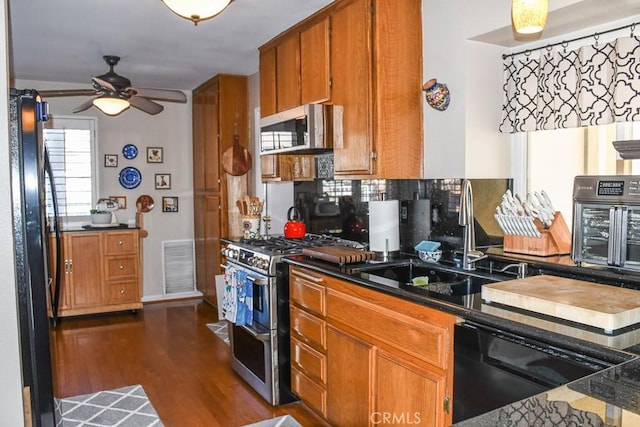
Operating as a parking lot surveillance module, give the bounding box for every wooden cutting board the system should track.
[482,275,640,332]
[302,246,376,264]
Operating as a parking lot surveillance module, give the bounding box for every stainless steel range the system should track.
[220,234,364,405]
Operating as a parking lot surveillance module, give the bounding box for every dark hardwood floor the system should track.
[50,298,329,427]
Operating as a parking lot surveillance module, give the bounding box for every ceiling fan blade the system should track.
[39,89,96,98]
[131,88,187,103]
[128,96,164,115]
[92,76,117,92]
[73,98,97,113]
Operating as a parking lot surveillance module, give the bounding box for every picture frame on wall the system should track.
[162,196,178,213]
[155,173,171,190]
[104,154,118,168]
[109,196,127,209]
[147,147,163,163]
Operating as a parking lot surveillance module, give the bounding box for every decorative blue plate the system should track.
[118,167,142,189]
[122,144,138,159]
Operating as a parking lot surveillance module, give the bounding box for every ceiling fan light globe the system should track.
[512,0,548,34]
[161,0,232,25]
[93,97,130,116]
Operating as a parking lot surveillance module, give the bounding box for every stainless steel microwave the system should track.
[259,104,332,155]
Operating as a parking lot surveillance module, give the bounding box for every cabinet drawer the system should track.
[291,367,326,417]
[291,305,326,350]
[104,232,137,255]
[291,337,326,384]
[106,281,139,304]
[290,267,326,316]
[104,256,138,281]
[327,289,452,370]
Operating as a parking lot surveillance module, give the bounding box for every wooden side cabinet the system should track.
[49,229,142,318]
[192,74,248,306]
[289,265,455,426]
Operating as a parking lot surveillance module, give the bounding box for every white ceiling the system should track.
[7,0,334,91]
[8,0,640,94]
[472,0,640,47]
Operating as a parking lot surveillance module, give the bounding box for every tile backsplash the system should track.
[293,178,512,257]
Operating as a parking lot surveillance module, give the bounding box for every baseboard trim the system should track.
[141,291,203,304]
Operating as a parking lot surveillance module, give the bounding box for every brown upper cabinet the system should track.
[258,0,423,179]
[260,15,331,118]
[301,15,331,105]
[276,33,302,112]
[259,48,277,118]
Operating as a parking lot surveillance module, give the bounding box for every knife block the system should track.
[503,212,571,256]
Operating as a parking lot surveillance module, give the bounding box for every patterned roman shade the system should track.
[500,35,640,133]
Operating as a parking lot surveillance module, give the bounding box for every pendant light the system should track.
[512,0,548,34]
[161,0,233,26]
[93,95,130,116]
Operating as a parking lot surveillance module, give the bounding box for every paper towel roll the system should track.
[369,200,400,253]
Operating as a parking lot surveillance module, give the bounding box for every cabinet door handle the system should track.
[118,240,124,245]
[68,261,73,274]
[120,289,125,295]
[119,265,125,270]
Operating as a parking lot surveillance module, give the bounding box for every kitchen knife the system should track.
[494,213,508,235]
[541,190,555,214]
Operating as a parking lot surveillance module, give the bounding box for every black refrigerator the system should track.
[9,88,62,426]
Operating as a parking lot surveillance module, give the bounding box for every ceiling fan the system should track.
[39,55,187,116]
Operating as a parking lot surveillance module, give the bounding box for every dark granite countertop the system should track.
[283,253,640,426]
[456,357,640,427]
[59,223,138,232]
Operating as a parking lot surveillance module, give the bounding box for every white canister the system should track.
[241,216,261,239]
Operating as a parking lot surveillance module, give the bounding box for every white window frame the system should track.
[43,115,98,217]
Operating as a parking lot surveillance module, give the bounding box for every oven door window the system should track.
[624,207,640,268]
[577,205,611,263]
[232,325,267,382]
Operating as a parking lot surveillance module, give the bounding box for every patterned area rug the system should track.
[242,415,302,427]
[60,384,163,426]
[207,320,230,345]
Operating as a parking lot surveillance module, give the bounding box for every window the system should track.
[321,179,393,203]
[321,180,353,202]
[524,121,640,230]
[44,116,97,217]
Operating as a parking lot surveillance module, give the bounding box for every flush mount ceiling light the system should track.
[93,95,130,116]
[512,0,548,34]
[161,0,233,26]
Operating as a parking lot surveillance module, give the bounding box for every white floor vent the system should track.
[162,240,195,294]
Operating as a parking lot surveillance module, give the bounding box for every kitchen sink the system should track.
[351,259,498,299]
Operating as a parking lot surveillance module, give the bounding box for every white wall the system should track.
[1,0,28,423]
[422,0,513,179]
[16,79,195,300]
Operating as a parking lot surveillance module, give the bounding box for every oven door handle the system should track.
[220,264,268,286]
[241,324,271,342]
[246,276,268,286]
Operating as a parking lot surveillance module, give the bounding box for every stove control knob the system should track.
[247,256,257,266]
[256,258,267,270]
[225,248,237,259]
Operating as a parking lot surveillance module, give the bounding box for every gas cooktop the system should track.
[221,234,366,276]
[225,234,365,255]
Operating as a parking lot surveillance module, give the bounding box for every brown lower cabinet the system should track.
[289,265,455,426]
[49,229,142,317]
